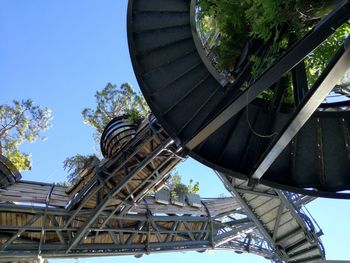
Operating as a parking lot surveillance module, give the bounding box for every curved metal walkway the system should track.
[127,0,350,197]
[217,173,324,262]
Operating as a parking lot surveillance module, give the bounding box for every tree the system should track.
[197,0,347,77]
[63,83,199,193]
[0,99,52,171]
[63,154,100,183]
[81,83,149,144]
[166,171,200,200]
[63,83,149,183]
[197,0,349,104]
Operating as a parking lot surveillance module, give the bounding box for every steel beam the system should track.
[185,1,350,150]
[292,60,308,105]
[0,215,40,251]
[65,139,172,253]
[64,128,165,227]
[272,203,285,241]
[99,153,176,229]
[252,37,350,181]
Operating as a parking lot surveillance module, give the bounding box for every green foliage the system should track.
[198,0,249,70]
[63,154,100,183]
[5,150,31,172]
[0,99,52,171]
[166,172,200,200]
[305,23,350,86]
[64,83,197,191]
[64,83,150,184]
[197,0,347,105]
[82,83,149,142]
[197,0,343,73]
[245,0,286,41]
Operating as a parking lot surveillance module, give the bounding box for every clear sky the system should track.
[0,1,349,262]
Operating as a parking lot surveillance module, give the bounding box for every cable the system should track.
[245,86,278,138]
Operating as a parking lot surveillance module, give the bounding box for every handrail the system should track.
[189,0,228,87]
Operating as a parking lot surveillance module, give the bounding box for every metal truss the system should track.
[0,117,324,262]
[0,117,274,261]
[217,172,325,263]
[0,118,181,259]
[63,118,182,253]
[0,195,277,261]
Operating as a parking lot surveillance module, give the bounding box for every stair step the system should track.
[144,49,198,77]
[247,195,273,208]
[294,255,322,263]
[177,85,227,142]
[133,12,189,32]
[288,245,319,260]
[177,85,222,135]
[286,238,309,254]
[216,111,246,163]
[293,119,320,187]
[162,73,212,116]
[151,64,208,113]
[164,76,223,135]
[253,198,281,216]
[143,50,199,84]
[134,25,191,54]
[139,38,196,73]
[217,107,258,168]
[144,52,202,94]
[134,0,189,12]
[276,227,304,244]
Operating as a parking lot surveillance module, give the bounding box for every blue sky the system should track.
[0,1,349,262]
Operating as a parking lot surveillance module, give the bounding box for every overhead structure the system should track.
[0,187,270,261]
[127,0,350,197]
[217,172,324,263]
[0,117,324,262]
[0,0,344,261]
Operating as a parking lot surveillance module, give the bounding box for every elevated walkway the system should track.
[0,117,324,262]
[0,183,268,261]
[0,180,321,263]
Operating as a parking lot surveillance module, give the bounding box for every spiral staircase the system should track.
[1,0,349,262]
[127,0,350,198]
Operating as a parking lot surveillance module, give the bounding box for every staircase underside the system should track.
[127,0,350,198]
[217,172,325,263]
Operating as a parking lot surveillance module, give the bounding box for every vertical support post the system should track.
[252,37,350,181]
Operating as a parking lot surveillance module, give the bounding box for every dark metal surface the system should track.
[127,0,350,197]
[252,39,350,181]
[185,0,350,150]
